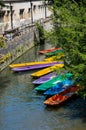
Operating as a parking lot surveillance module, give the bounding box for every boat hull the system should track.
[9,61,58,68]
[44,55,64,61]
[45,50,63,57]
[33,72,57,84]
[31,64,64,77]
[44,86,80,106]
[39,47,62,54]
[12,62,61,72]
[44,79,75,96]
[35,72,73,91]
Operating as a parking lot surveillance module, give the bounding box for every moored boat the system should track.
[35,72,73,91]
[44,54,64,61]
[44,85,80,106]
[33,72,57,84]
[31,63,64,77]
[39,47,62,54]
[12,62,61,72]
[9,61,58,68]
[44,78,76,96]
[44,56,57,61]
[45,50,63,57]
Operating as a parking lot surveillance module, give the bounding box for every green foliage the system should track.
[0,1,5,7]
[0,37,6,48]
[0,0,9,8]
[35,22,45,44]
[49,0,86,97]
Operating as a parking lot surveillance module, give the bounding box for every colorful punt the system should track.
[39,47,62,54]
[12,62,61,72]
[44,78,77,96]
[31,64,64,78]
[33,72,57,84]
[44,86,80,106]
[9,61,58,68]
[35,72,73,91]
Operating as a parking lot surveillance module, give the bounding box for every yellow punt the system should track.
[44,54,64,61]
[31,64,64,77]
[9,61,57,68]
[44,56,56,61]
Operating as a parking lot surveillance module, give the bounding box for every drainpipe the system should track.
[45,0,47,18]
[30,0,33,23]
[9,2,13,29]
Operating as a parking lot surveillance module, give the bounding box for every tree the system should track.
[0,0,8,48]
[49,0,86,97]
[0,0,5,8]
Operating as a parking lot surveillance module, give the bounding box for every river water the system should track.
[0,43,86,130]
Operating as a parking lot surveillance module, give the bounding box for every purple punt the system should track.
[33,72,57,84]
[12,62,62,72]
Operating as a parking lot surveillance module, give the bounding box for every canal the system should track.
[0,43,86,130]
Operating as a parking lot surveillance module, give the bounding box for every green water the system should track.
[0,44,86,130]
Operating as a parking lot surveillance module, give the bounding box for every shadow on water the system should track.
[63,96,86,122]
[39,43,45,51]
[45,95,86,123]
[0,75,11,98]
[0,76,11,88]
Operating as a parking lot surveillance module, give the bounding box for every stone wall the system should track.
[0,17,52,71]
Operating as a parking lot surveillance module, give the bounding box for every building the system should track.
[0,0,52,33]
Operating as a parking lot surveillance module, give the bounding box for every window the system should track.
[19,9,24,15]
[0,10,5,22]
[28,8,31,13]
[19,9,24,19]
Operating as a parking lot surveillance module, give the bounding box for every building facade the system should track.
[0,0,52,32]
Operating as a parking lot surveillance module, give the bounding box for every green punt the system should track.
[45,50,63,57]
[35,72,73,91]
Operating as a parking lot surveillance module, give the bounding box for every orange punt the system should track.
[44,86,80,106]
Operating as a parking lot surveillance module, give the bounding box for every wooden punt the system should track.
[33,72,57,84]
[9,61,58,68]
[12,62,60,72]
[44,78,76,96]
[45,50,63,57]
[39,47,62,54]
[44,86,80,106]
[31,64,64,78]
[35,72,73,91]
[44,54,64,61]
